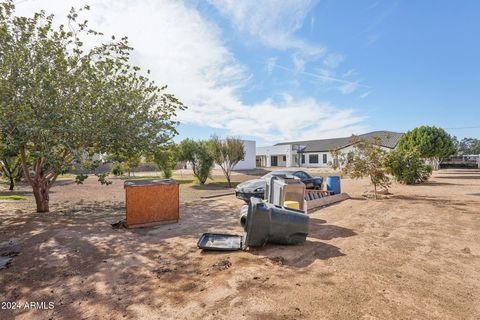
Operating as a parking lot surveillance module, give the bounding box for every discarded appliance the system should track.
[265,174,307,211]
[240,174,306,226]
[197,197,309,251]
[124,179,179,228]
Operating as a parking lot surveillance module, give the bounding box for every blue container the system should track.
[326,176,341,194]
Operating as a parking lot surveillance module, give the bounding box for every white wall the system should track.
[229,140,256,170]
[187,140,256,171]
[300,152,332,168]
[256,144,293,167]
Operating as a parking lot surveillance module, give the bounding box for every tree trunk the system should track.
[226,175,231,188]
[8,177,14,191]
[32,183,50,213]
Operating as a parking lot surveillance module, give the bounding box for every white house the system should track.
[256,131,404,168]
[225,140,256,170]
[184,139,256,171]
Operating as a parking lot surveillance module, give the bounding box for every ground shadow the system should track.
[0,190,33,197]
[420,181,464,186]
[437,175,480,180]
[52,180,76,186]
[233,168,270,176]
[248,241,346,268]
[190,182,239,190]
[308,218,357,240]
[436,170,480,174]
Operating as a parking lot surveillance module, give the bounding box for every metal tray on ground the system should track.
[197,233,243,251]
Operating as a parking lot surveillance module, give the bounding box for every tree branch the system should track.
[20,146,34,186]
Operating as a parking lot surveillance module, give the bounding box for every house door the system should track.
[271,156,278,166]
[256,157,262,167]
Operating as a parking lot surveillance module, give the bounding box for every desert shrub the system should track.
[341,136,390,199]
[112,163,128,176]
[178,139,214,184]
[384,149,433,184]
[154,144,179,179]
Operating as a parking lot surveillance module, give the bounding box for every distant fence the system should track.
[441,155,480,169]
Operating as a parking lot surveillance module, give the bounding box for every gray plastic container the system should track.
[198,197,309,250]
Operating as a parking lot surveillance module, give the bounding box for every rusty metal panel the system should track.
[124,179,179,228]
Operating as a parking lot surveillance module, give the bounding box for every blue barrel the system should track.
[326,176,341,194]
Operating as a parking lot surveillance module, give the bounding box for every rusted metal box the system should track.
[124,179,179,228]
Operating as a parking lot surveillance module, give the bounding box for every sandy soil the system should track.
[0,169,479,319]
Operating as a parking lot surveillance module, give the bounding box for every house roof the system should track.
[274,131,404,152]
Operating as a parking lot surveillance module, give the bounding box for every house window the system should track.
[301,154,305,164]
[309,154,319,164]
[283,155,286,161]
[323,154,327,164]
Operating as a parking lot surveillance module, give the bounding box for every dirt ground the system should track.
[0,169,479,319]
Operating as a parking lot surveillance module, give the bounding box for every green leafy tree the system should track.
[153,144,179,179]
[341,136,390,199]
[384,149,433,185]
[209,136,245,187]
[0,142,22,190]
[178,139,213,184]
[455,137,480,155]
[0,3,184,212]
[397,126,455,170]
[328,149,342,170]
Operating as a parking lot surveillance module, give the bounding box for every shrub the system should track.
[341,136,390,199]
[154,144,179,179]
[178,139,214,184]
[112,163,127,176]
[384,149,433,184]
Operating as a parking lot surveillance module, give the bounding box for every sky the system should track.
[14,0,480,146]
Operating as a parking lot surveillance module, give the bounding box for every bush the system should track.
[384,149,432,184]
[178,139,214,184]
[154,144,178,179]
[112,163,127,176]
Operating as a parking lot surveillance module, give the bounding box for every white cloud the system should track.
[360,91,372,99]
[265,57,278,74]
[14,0,367,143]
[323,53,345,69]
[339,82,360,95]
[292,55,306,72]
[208,0,323,56]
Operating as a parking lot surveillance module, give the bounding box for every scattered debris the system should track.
[268,256,285,265]
[212,258,232,270]
[0,256,12,270]
[306,193,351,211]
[0,239,21,256]
[153,267,176,277]
[0,239,21,270]
[111,220,127,229]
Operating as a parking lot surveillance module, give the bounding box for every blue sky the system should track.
[16,0,480,145]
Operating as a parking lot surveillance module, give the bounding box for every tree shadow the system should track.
[190,182,239,190]
[232,168,270,176]
[0,196,352,317]
[437,175,480,180]
[0,190,33,197]
[420,181,464,186]
[436,169,480,174]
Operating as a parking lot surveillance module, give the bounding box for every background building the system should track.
[256,131,404,168]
